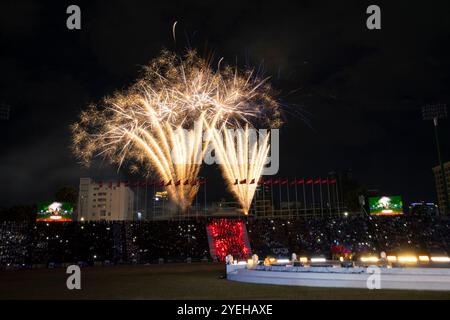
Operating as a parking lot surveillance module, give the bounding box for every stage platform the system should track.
[226,264,450,291]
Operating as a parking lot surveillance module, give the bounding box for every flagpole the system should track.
[286,180,290,218]
[262,181,266,217]
[271,181,274,218]
[136,181,139,221]
[294,177,299,218]
[195,181,198,219]
[327,179,331,216]
[162,183,165,216]
[335,179,340,214]
[145,178,148,221]
[186,181,189,221]
[319,178,324,217]
[278,181,282,217]
[312,178,315,216]
[303,178,306,215]
[153,182,156,221]
[204,180,207,217]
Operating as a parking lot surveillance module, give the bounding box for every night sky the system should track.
[1,0,449,207]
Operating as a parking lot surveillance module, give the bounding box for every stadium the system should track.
[2,1,450,307]
[2,203,450,298]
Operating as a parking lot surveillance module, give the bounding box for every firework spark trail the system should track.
[136,50,281,128]
[76,105,217,210]
[72,50,280,211]
[208,123,271,215]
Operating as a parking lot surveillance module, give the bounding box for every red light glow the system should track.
[207,219,251,262]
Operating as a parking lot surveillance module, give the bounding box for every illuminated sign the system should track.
[36,201,73,222]
[368,196,403,216]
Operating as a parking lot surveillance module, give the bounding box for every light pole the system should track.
[422,104,448,215]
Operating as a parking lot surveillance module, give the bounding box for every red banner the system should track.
[92,178,336,188]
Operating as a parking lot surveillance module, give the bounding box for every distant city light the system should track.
[398,256,417,263]
[276,259,290,264]
[360,256,379,263]
[431,256,450,262]
[387,256,397,262]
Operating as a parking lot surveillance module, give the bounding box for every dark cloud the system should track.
[1,0,449,206]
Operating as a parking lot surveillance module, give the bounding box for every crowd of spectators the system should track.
[0,220,211,269]
[247,215,450,258]
[0,221,30,267]
[127,220,210,263]
[1,214,450,269]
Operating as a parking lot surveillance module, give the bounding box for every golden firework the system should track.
[72,50,280,211]
[208,124,271,215]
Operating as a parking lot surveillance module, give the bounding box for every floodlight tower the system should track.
[422,104,448,214]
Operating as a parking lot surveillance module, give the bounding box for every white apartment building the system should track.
[77,178,134,221]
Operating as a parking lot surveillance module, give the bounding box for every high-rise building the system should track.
[432,161,450,213]
[77,178,134,221]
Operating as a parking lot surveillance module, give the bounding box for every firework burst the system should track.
[208,124,271,215]
[72,50,280,211]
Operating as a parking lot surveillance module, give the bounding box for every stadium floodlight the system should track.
[276,259,290,264]
[387,256,397,262]
[299,257,308,263]
[422,103,447,123]
[360,256,379,263]
[0,104,10,120]
[430,256,450,262]
[397,256,418,263]
[422,103,449,215]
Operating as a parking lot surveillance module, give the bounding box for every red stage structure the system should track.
[206,219,251,262]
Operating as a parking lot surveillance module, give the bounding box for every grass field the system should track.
[1,263,450,299]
